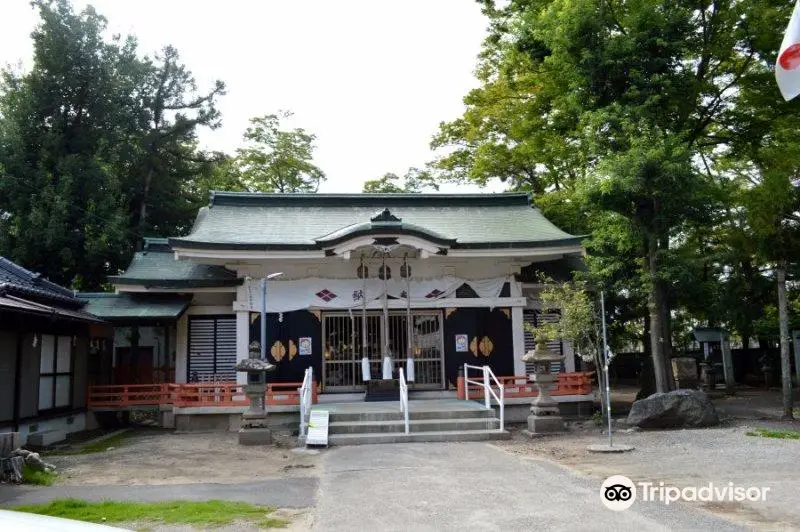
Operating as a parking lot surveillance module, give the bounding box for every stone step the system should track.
[327,429,511,446]
[328,417,501,434]
[26,429,67,447]
[326,408,494,423]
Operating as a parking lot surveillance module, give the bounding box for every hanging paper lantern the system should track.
[357,262,369,279]
[378,264,391,280]
[400,262,411,278]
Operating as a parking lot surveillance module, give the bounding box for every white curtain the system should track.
[406,357,415,382]
[243,276,512,313]
[361,357,371,381]
[382,355,393,380]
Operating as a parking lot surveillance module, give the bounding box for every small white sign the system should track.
[306,410,330,447]
[299,337,312,356]
[455,334,469,352]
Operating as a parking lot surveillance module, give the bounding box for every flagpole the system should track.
[600,290,612,447]
[382,257,390,379]
[405,258,413,382]
[359,258,370,382]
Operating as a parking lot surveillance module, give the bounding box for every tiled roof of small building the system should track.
[168,192,584,251]
[79,292,191,321]
[0,256,82,307]
[0,256,102,322]
[108,238,240,288]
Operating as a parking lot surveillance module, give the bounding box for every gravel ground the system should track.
[498,418,800,530]
[47,430,319,486]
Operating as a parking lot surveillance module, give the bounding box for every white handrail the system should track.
[298,367,313,439]
[463,363,504,431]
[399,368,410,434]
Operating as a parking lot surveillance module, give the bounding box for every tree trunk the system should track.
[137,154,156,240]
[647,235,670,393]
[777,259,794,419]
[658,280,675,390]
[636,313,657,400]
[658,235,675,389]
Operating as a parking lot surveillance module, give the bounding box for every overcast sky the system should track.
[1,0,503,193]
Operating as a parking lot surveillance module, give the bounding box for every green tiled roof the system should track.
[169,192,583,251]
[80,293,190,321]
[109,238,240,288]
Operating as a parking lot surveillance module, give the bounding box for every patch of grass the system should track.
[47,430,134,456]
[76,431,133,454]
[9,499,287,529]
[21,465,57,486]
[745,428,800,440]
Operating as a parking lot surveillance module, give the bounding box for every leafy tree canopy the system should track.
[362,167,439,193]
[235,112,325,193]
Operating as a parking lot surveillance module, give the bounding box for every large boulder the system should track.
[627,389,719,428]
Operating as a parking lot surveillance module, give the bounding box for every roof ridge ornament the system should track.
[370,208,401,223]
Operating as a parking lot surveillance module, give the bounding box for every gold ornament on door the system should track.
[271,340,286,361]
[478,336,494,357]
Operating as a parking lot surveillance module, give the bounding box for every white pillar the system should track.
[512,307,526,376]
[562,340,576,372]
[236,310,250,385]
[174,314,188,384]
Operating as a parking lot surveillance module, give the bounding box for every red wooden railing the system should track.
[88,372,592,409]
[172,383,248,407]
[266,381,318,406]
[88,381,319,409]
[456,371,594,400]
[86,384,173,407]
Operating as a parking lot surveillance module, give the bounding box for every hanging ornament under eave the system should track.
[357,257,369,279]
[378,264,391,280]
[400,259,411,279]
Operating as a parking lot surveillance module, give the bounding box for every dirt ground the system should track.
[44,388,800,530]
[496,388,800,531]
[50,430,320,486]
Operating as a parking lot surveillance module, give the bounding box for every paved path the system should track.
[311,442,743,531]
[0,442,746,530]
[0,478,317,509]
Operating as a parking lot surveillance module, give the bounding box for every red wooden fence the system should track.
[456,372,594,400]
[87,382,317,409]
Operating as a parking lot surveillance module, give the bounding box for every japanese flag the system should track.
[777,0,800,101]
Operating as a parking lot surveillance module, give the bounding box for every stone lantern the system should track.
[521,338,565,435]
[234,340,276,445]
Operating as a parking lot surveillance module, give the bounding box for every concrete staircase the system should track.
[319,399,510,446]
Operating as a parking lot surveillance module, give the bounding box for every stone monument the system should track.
[521,339,565,435]
[671,356,699,389]
[235,341,276,445]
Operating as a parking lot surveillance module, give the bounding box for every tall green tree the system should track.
[128,45,225,238]
[0,0,226,287]
[0,0,132,288]
[236,112,325,193]
[733,120,800,418]
[434,0,796,394]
